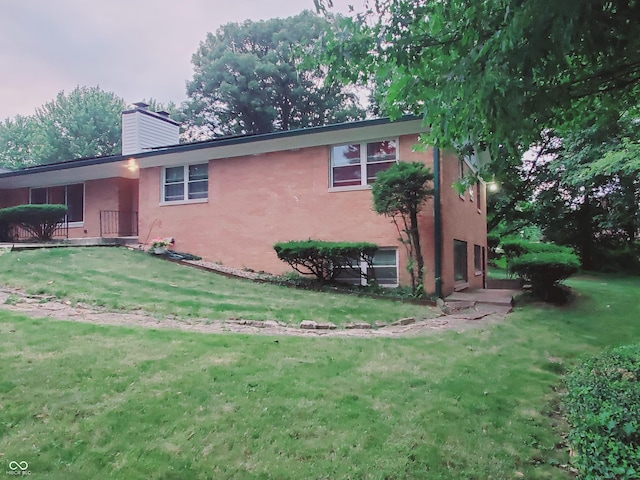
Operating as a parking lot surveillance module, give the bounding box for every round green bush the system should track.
[0,204,67,241]
[510,251,580,301]
[564,344,640,479]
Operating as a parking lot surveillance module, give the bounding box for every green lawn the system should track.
[0,247,432,325]
[1,248,639,479]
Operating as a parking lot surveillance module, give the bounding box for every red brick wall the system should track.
[138,137,487,294]
[77,178,137,238]
[439,151,488,296]
[139,134,436,286]
[0,187,29,207]
[0,134,488,295]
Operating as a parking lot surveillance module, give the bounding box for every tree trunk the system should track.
[578,196,594,270]
[409,209,425,295]
[621,175,638,243]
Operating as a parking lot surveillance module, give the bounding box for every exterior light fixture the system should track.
[126,158,139,172]
[487,175,499,192]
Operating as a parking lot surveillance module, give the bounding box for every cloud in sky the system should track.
[0,0,358,120]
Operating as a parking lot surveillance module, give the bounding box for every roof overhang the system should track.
[135,118,427,169]
[0,117,427,189]
[0,158,138,189]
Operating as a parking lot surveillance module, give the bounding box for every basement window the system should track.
[330,139,397,189]
[162,163,208,203]
[334,248,399,287]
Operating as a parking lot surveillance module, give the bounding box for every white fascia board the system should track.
[0,161,137,189]
[137,119,427,169]
[0,120,428,188]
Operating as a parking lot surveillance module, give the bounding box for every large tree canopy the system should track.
[318,0,640,158]
[531,114,640,270]
[0,115,40,169]
[185,10,365,137]
[317,0,640,271]
[0,86,127,168]
[486,110,640,270]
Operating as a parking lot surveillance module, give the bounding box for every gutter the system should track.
[0,115,422,181]
[433,147,443,298]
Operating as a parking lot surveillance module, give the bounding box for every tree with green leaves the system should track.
[185,10,365,137]
[35,86,127,162]
[530,114,640,271]
[0,115,40,169]
[371,162,434,296]
[316,0,640,161]
[486,109,639,271]
[485,130,560,237]
[315,0,639,272]
[0,86,127,168]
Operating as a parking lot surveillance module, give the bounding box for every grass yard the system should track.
[0,248,639,479]
[0,247,432,325]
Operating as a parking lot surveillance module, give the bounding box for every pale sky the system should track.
[0,0,359,120]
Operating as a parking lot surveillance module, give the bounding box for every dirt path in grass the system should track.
[0,285,511,338]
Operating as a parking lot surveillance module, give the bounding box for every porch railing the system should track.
[8,219,69,242]
[99,210,138,237]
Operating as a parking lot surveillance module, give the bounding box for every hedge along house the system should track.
[0,104,488,296]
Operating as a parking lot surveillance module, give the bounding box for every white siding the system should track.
[122,110,179,155]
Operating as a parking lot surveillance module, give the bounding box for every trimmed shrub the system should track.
[501,238,574,259]
[274,240,378,284]
[501,238,575,278]
[0,216,10,242]
[500,238,531,259]
[564,344,640,479]
[510,251,580,301]
[0,204,67,241]
[0,208,14,241]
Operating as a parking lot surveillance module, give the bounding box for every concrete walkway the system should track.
[0,237,138,250]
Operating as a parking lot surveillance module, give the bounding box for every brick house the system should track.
[0,104,487,296]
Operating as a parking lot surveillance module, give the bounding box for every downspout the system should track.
[433,147,443,298]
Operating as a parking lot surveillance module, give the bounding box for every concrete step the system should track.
[486,278,522,289]
[1,237,139,250]
[445,289,516,307]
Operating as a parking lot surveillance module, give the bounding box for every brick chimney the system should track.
[121,102,180,155]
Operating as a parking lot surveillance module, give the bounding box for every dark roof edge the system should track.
[122,107,180,126]
[147,115,421,155]
[0,154,131,179]
[0,115,423,179]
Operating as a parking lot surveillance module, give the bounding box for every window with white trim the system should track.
[163,164,208,203]
[330,139,397,188]
[30,183,84,223]
[335,248,399,287]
